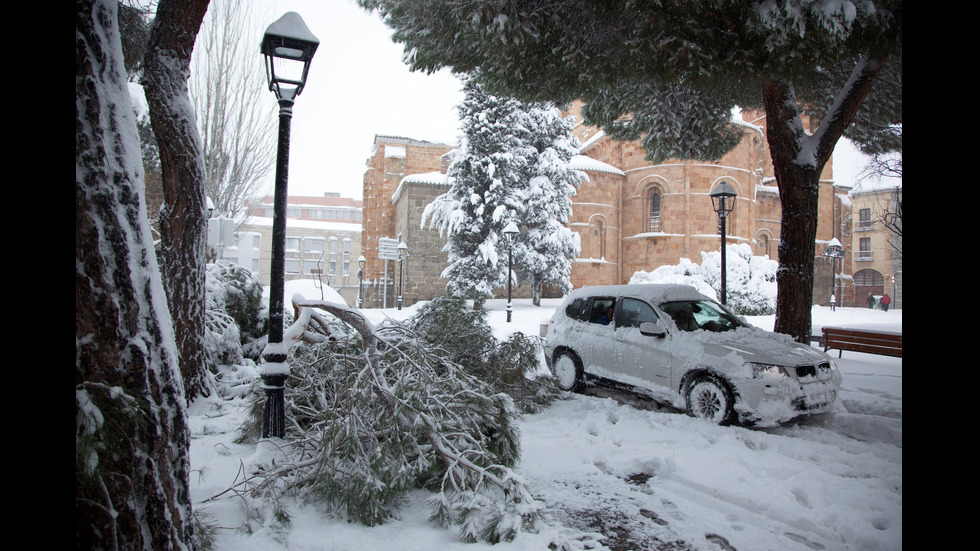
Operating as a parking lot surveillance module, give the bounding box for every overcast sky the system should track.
[257,0,877,201]
[259,0,465,200]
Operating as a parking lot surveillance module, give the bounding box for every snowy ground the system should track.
[189,294,901,551]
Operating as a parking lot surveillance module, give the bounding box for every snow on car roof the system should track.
[568,284,712,304]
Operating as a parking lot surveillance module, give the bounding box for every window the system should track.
[590,219,605,259]
[858,208,873,230]
[647,189,662,232]
[305,238,324,254]
[285,259,301,274]
[343,260,350,276]
[252,235,261,250]
[286,237,301,251]
[857,237,873,261]
[329,237,338,255]
[620,298,660,329]
[589,298,616,325]
[343,238,351,255]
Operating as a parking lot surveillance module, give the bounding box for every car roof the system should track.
[567,284,713,305]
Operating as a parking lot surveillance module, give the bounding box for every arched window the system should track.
[648,189,662,232]
[590,219,605,259]
[758,233,771,258]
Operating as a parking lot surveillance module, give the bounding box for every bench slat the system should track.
[822,327,902,358]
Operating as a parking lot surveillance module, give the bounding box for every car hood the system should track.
[674,326,830,368]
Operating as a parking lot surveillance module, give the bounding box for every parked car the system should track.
[545,284,842,426]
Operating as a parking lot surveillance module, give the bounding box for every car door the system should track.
[613,297,673,389]
[573,296,619,378]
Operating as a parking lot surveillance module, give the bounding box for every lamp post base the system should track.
[260,373,288,439]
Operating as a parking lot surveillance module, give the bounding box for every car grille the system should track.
[794,362,832,381]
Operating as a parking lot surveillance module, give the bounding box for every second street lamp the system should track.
[502,222,519,322]
[357,255,366,309]
[258,12,319,440]
[397,242,407,310]
[709,180,737,306]
[823,238,846,311]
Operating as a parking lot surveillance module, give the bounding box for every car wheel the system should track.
[552,351,583,392]
[685,374,737,425]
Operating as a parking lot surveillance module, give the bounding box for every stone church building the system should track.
[360,105,854,309]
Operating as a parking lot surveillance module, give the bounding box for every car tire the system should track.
[552,351,583,392]
[685,374,737,425]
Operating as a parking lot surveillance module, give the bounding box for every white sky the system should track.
[257,0,877,201]
[259,0,465,200]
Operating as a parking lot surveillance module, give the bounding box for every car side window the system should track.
[620,298,660,329]
[590,298,616,325]
[565,298,591,322]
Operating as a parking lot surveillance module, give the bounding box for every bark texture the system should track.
[76,1,193,548]
[142,0,212,399]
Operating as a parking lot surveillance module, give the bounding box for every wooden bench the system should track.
[821,327,902,358]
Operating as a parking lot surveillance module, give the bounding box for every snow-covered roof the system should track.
[391,171,449,203]
[243,216,361,233]
[567,283,712,305]
[569,155,625,176]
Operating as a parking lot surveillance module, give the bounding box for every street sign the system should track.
[378,237,400,260]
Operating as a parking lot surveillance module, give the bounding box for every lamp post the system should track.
[823,238,846,311]
[709,181,737,305]
[397,242,407,310]
[502,222,519,322]
[357,255,366,309]
[259,12,318,439]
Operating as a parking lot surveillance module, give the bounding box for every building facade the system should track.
[361,109,875,309]
[228,193,364,304]
[849,183,902,309]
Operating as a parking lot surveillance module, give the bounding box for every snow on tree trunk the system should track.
[762,57,886,343]
[142,0,212,400]
[76,1,193,548]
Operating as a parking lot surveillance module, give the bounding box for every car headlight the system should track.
[751,363,789,378]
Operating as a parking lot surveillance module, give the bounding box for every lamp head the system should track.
[261,12,319,101]
[709,180,737,217]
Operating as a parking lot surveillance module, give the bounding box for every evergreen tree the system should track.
[424,79,581,304]
[512,106,582,306]
[361,0,902,343]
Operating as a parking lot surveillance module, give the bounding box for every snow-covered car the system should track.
[545,284,842,426]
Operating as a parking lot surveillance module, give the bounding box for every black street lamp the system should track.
[397,242,407,310]
[709,181,737,306]
[357,255,366,309]
[823,238,846,311]
[502,222,519,322]
[259,12,318,439]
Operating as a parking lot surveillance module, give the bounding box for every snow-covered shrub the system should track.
[204,261,263,397]
[631,244,777,315]
[408,297,561,413]
[239,302,542,543]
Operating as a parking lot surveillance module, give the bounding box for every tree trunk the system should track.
[762,79,821,344]
[142,0,212,400]
[762,56,887,343]
[76,1,193,548]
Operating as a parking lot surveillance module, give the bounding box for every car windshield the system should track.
[659,300,744,333]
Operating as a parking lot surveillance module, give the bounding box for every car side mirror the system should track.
[639,322,666,338]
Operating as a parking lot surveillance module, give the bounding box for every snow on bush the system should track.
[204,261,263,398]
[236,299,543,543]
[630,244,777,315]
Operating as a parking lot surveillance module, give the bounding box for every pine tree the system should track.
[512,106,582,306]
[361,0,901,343]
[424,79,581,304]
